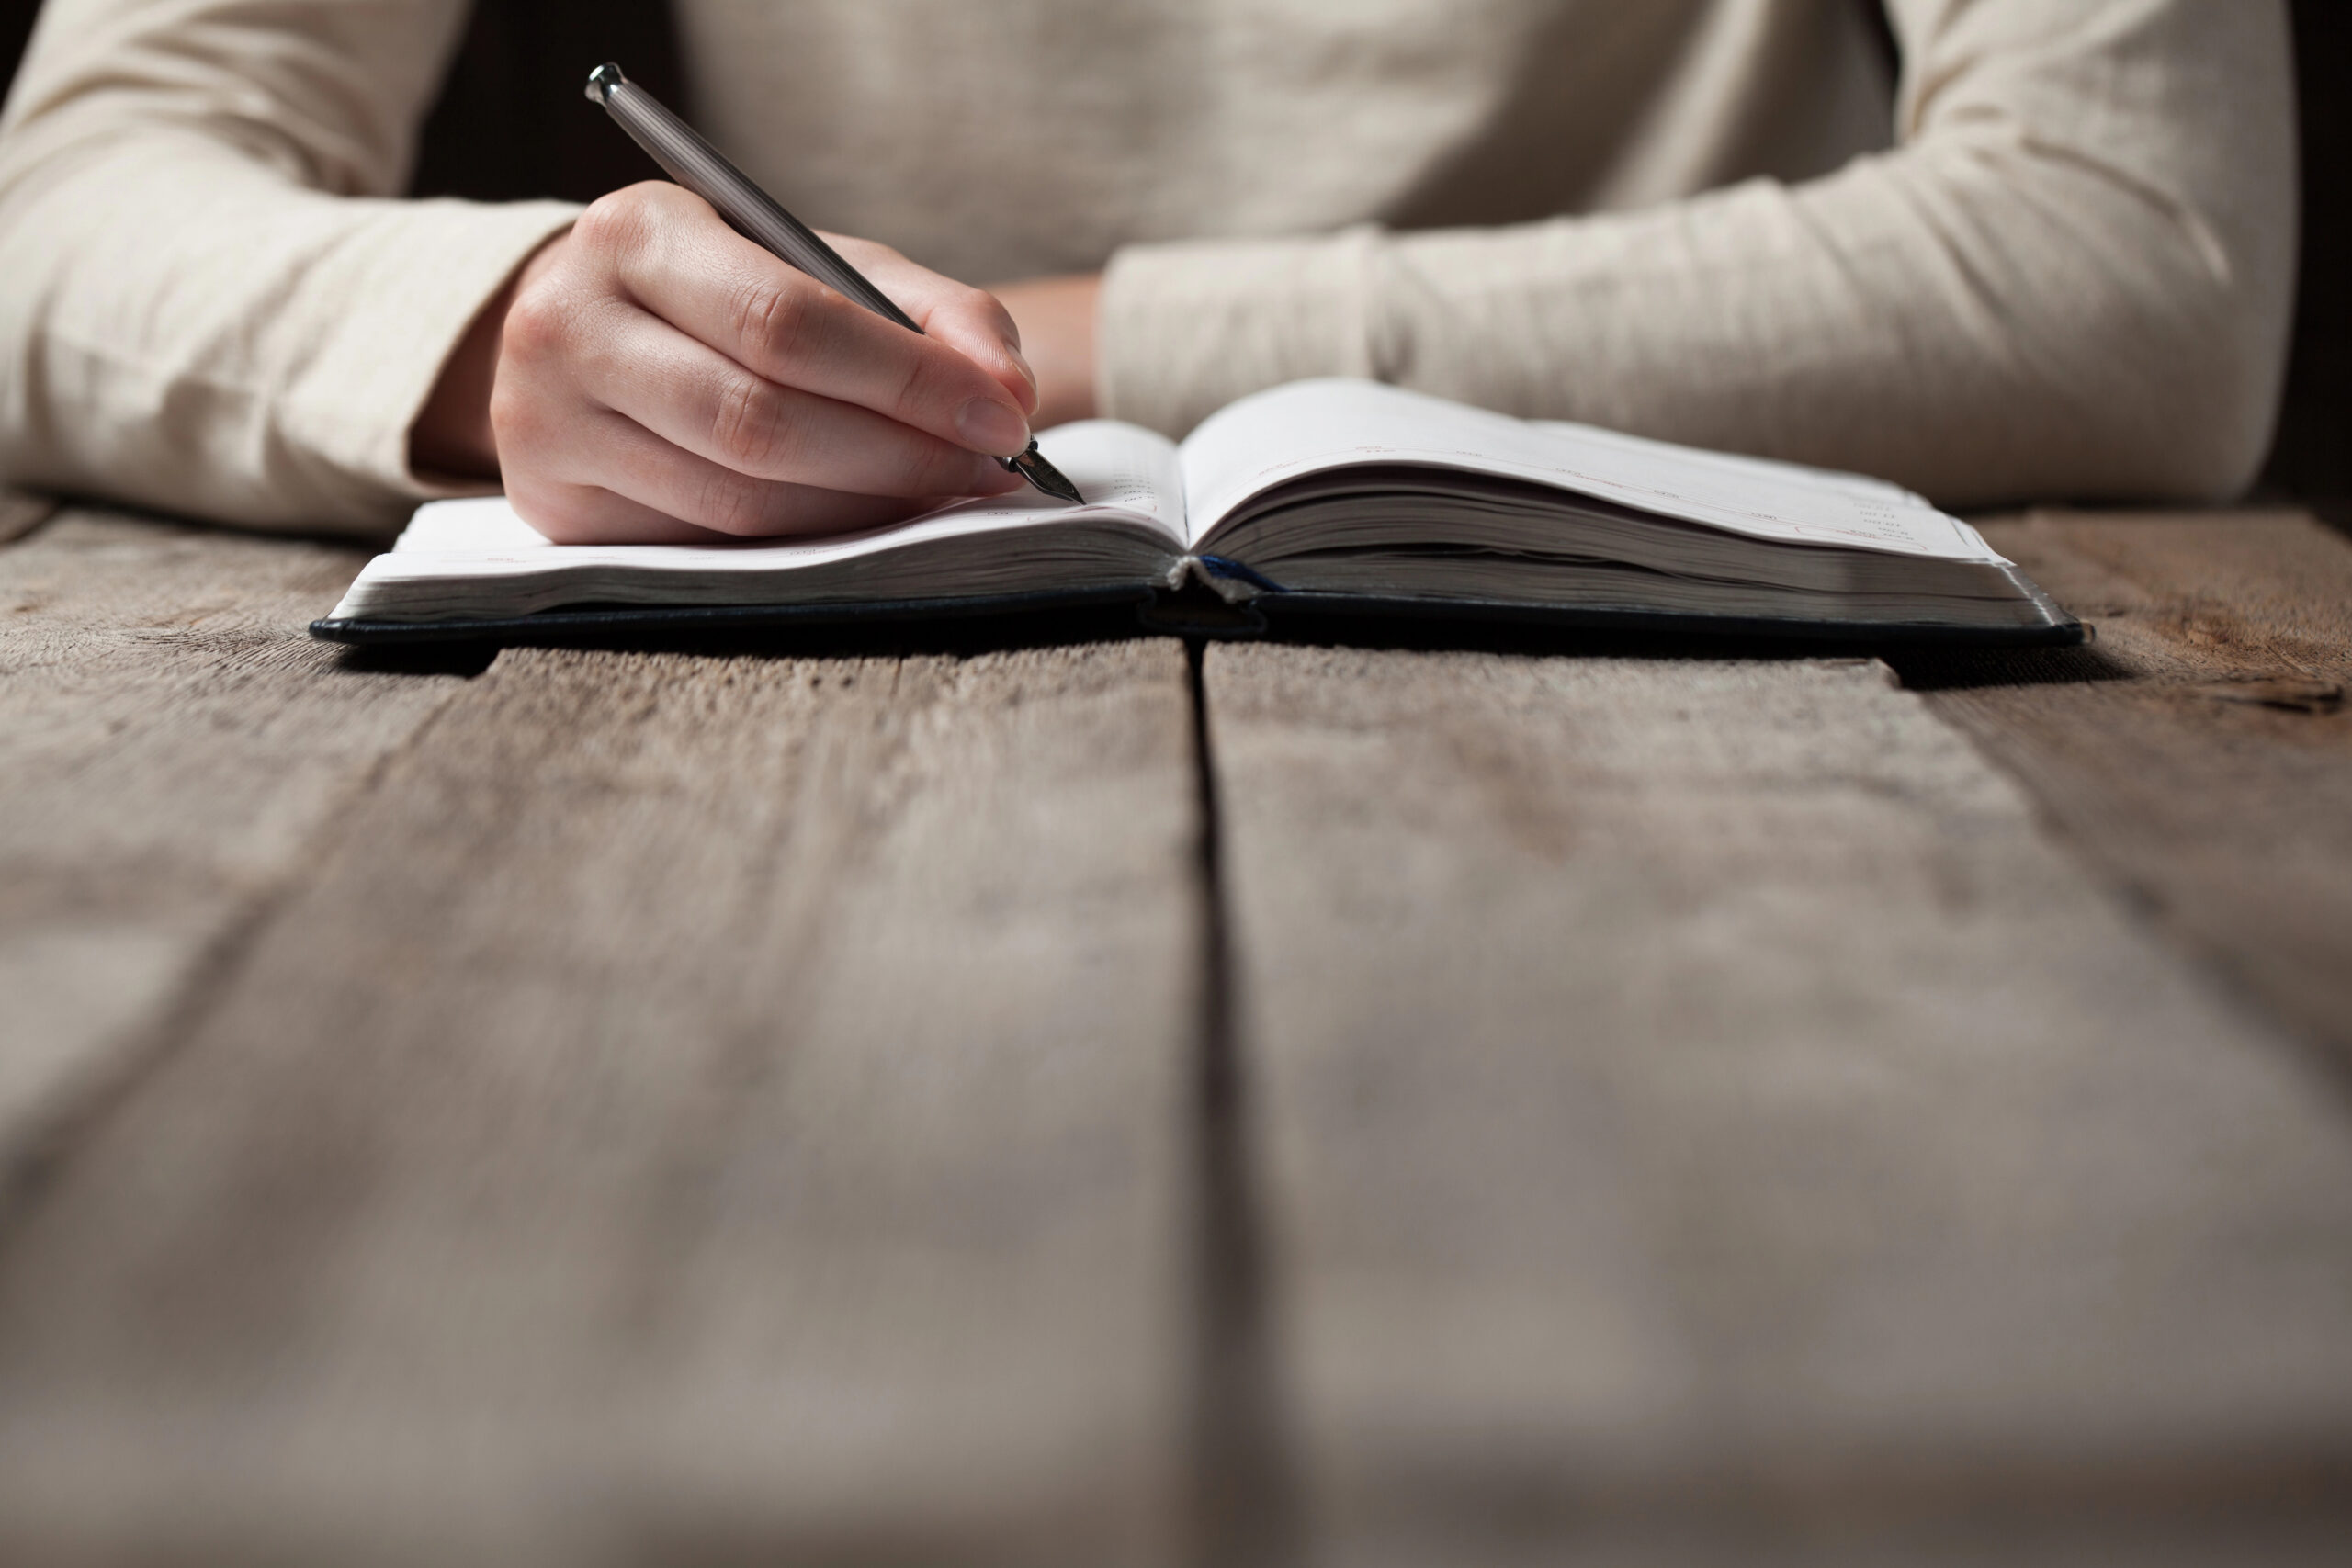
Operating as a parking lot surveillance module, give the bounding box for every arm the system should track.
[0,0,580,532]
[0,1,1037,537]
[1093,0,2298,508]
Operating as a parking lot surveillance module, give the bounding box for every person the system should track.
[0,0,2298,545]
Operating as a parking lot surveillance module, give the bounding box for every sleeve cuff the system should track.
[278,197,581,514]
[1098,226,1384,438]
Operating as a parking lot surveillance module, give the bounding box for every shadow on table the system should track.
[1879,639,2137,692]
[1233,605,2138,694]
[327,599,1158,679]
[331,599,2140,695]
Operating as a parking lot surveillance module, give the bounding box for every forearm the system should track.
[412,233,573,482]
[0,136,576,531]
[0,0,573,532]
[1100,0,2296,507]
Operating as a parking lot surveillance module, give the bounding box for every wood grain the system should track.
[0,637,1204,1565]
[0,509,463,1168]
[1894,509,2352,1064]
[1204,643,2352,1563]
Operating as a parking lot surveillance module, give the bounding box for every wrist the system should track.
[410,233,568,481]
[991,272,1102,430]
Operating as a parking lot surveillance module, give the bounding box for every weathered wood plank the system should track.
[1204,643,2352,1563]
[0,510,466,1165]
[0,637,1204,1564]
[1894,509,2352,1061]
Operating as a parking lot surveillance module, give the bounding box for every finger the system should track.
[571,303,1028,499]
[589,185,1035,456]
[552,406,961,539]
[506,477,730,547]
[827,232,1037,412]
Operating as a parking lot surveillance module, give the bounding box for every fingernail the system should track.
[1006,345,1037,395]
[957,397,1030,457]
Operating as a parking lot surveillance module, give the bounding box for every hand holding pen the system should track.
[588,64,1080,504]
[415,70,1065,545]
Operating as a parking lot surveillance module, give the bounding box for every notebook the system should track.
[312,378,2081,646]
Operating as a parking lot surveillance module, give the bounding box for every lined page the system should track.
[1180,379,2004,563]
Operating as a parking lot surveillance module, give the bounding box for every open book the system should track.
[315,379,2079,646]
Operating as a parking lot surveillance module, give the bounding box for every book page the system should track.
[390,420,1184,560]
[1179,379,2002,563]
[331,421,1185,621]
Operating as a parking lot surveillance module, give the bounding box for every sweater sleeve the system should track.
[1097,0,2298,509]
[0,0,580,535]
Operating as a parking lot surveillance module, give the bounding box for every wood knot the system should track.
[2187,678,2345,715]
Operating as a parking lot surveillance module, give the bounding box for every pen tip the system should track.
[1012,444,1084,504]
[586,62,627,104]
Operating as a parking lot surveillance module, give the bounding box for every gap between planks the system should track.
[1183,639,1304,1568]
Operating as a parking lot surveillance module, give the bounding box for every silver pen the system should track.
[585,62,1082,504]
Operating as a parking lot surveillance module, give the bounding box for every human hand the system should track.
[989,273,1101,431]
[413,182,1038,544]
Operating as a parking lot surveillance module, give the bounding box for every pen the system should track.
[584,62,1083,505]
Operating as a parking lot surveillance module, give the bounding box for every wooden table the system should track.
[3,494,2349,1564]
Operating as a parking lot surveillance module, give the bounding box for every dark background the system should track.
[0,0,2343,514]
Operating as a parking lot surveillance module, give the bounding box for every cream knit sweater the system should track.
[0,0,2298,533]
